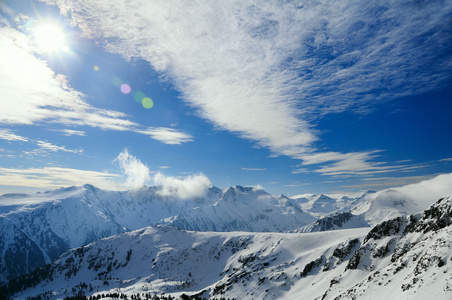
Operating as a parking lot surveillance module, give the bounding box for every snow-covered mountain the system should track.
[3,195,452,299]
[351,174,452,225]
[0,184,314,283]
[294,212,370,233]
[291,193,363,219]
[324,195,452,299]
[1,173,452,297]
[292,173,452,227]
[170,188,315,232]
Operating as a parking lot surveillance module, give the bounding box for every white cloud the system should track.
[113,149,211,198]
[44,0,452,164]
[58,129,86,136]
[0,166,120,190]
[349,173,452,207]
[113,149,151,189]
[252,184,265,191]
[291,168,309,174]
[241,167,266,171]
[137,127,193,145]
[36,140,83,154]
[152,172,211,200]
[0,128,28,142]
[395,173,452,205]
[299,150,427,177]
[0,128,83,156]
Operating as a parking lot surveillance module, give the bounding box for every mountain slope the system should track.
[3,226,369,300]
[323,195,452,300]
[351,173,452,225]
[170,187,315,232]
[295,211,369,233]
[0,184,313,283]
[3,195,452,299]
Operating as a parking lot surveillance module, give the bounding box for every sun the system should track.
[34,23,68,53]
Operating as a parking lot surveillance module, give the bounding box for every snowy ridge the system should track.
[3,195,452,299]
[3,226,369,299]
[294,212,370,233]
[169,187,315,232]
[323,195,452,299]
[1,174,452,297]
[0,184,313,283]
[351,174,452,225]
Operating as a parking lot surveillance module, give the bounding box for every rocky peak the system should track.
[410,195,452,234]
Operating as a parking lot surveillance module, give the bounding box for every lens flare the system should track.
[134,91,145,103]
[93,65,99,71]
[142,97,154,109]
[121,83,131,94]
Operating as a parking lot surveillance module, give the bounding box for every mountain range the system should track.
[0,173,452,299]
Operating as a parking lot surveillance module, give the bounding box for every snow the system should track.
[14,226,370,300]
[0,184,315,284]
[2,174,452,299]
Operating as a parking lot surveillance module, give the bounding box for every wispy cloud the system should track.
[0,128,28,142]
[0,128,83,156]
[299,151,427,177]
[291,168,309,174]
[36,140,83,154]
[241,167,266,171]
[45,0,452,177]
[137,127,193,145]
[58,129,86,136]
[0,166,120,190]
[439,158,452,163]
[284,182,311,188]
[0,24,192,145]
[344,173,452,194]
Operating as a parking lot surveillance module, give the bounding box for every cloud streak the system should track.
[138,127,193,145]
[241,168,266,171]
[44,0,452,176]
[297,151,428,177]
[58,129,86,136]
[0,128,29,142]
[36,140,83,154]
[0,166,120,190]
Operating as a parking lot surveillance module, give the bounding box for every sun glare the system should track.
[34,23,67,53]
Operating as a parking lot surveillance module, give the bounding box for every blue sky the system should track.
[1,0,451,196]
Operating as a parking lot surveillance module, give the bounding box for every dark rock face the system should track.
[0,219,46,282]
[411,197,452,233]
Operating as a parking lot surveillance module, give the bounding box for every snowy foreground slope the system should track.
[3,195,452,299]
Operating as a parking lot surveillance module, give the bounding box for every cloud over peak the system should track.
[153,172,211,200]
[113,149,151,189]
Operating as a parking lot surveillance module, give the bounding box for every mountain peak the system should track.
[278,194,290,200]
[410,195,452,234]
[82,183,96,190]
